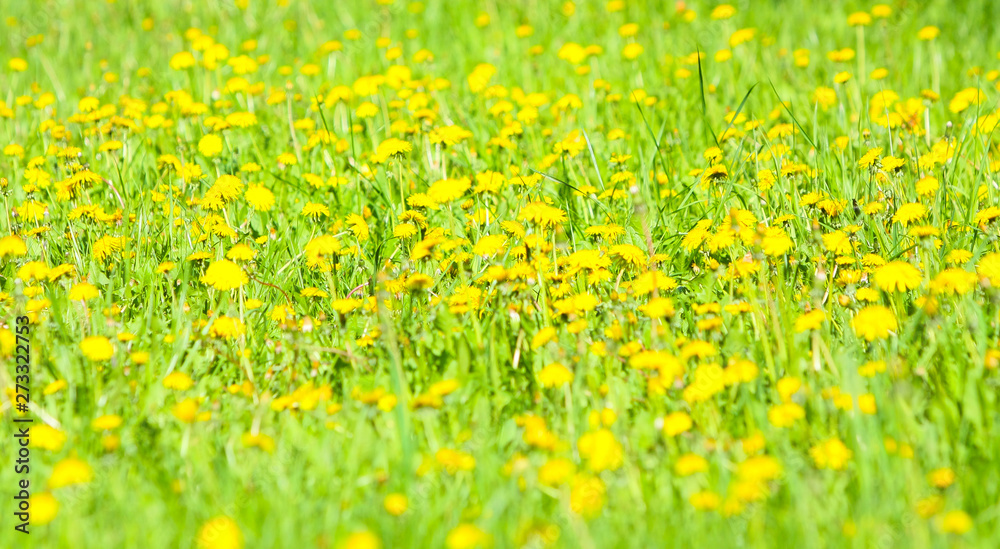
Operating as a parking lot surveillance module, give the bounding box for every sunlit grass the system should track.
[2,1,1000,547]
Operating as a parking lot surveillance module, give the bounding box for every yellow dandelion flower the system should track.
[873,261,922,292]
[163,371,194,390]
[892,202,927,226]
[570,475,606,518]
[384,493,408,516]
[198,134,223,157]
[201,260,247,291]
[538,362,574,388]
[47,457,94,489]
[80,336,114,361]
[29,425,67,452]
[937,510,973,535]
[851,305,897,340]
[662,411,692,436]
[196,516,244,549]
[917,26,940,41]
[675,453,709,476]
[810,438,853,470]
[30,492,59,525]
[446,524,490,549]
[373,137,412,163]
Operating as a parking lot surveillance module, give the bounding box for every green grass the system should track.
[2,0,1000,547]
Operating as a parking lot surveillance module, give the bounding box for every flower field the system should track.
[2,0,1000,547]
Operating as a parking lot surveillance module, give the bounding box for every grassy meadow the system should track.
[2,0,1000,547]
